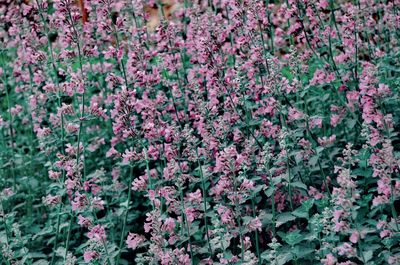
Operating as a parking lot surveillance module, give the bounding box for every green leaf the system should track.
[363,250,373,263]
[322,93,330,101]
[29,252,47,259]
[309,155,319,167]
[276,213,296,227]
[292,199,314,219]
[32,227,53,240]
[292,208,308,219]
[277,252,294,265]
[120,200,130,209]
[295,245,315,258]
[264,187,274,197]
[251,184,265,197]
[347,119,357,129]
[32,260,49,265]
[260,213,273,225]
[316,146,324,154]
[282,230,304,246]
[291,181,308,190]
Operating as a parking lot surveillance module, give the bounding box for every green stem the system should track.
[107,1,129,88]
[116,165,134,264]
[0,51,16,190]
[179,186,195,264]
[34,3,69,264]
[63,213,74,261]
[231,167,245,262]
[251,199,261,264]
[0,200,11,265]
[196,149,212,256]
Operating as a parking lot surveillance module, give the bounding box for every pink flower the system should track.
[2,188,14,198]
[71,192,88,212]
[187,189,202,204]
[122,149,135,164]
[217,205,234,226]
[318,0,329,9]
[36,127,52,138]
[42,195,61,207]
[162,218,176,233]
[77,215,92,228]
[288,107,305,122]
[132,176,148,191]
[185,207,198,223]
[87,225,107,242]
[247,217,262,231]
[308,186,324,200]
[376,220,387,230]
[126,233,145,250]
[336,243,356,257]
[309,117,323,129]
[91,197,105,210]
[106,147,119,158]
[377,84,391,96]
[147,145,159,159]
[83,250,99,262]
[177,252,191,265]
[310,69,326,86]
[349,231,359,243]
[330,114,342,127]
[111,168,120,180]
[10,105,23,116]
[240,179,255,191]
[372,195,389,207]
[318,135,336,146]
[346,91,359,102]
[321,253,337,265]
[388,256,400,265]
[380,229,392,238]
[48,170,61,180]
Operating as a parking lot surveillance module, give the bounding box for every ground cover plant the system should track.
[0,0,400,264]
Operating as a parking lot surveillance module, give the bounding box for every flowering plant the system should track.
[0,0,399,264]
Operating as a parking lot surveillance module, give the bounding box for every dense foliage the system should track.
[1,0,400,264]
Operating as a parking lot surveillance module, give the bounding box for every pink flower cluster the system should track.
[0,0,399,264]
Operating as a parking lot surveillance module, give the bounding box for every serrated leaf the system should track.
[291,181,308,190]
[32,260,49,265]
[295,245,315,258]
[29,252,47,259]
[277,252,293,265]
[363,250,373,263]
[120,200,129,208]
[309,155,319,167]
[260,213,273,225]
[292,208,308,219]
[264,187,274,197]
[251,184,265,197]
[322,93,330,101]
[32,227,53,240]
[292,199,314,219]
[347,119,357,129]
[276,213,296,227]
[283,230,304,246]
[316,146,324,154]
